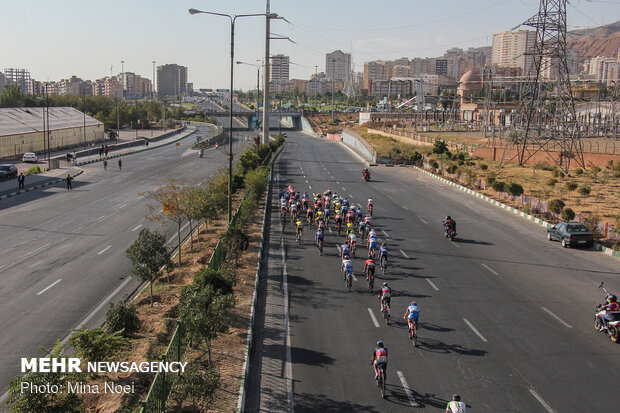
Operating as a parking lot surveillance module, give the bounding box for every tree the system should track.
[432,140,448,154]
[0,84,26,108]
[548,199,565,214]
[179,284,234,365]
[69,328,128,363]
[221,226,249,267]
[173,362,220,408]
[492,181,506,192]
[144,178,186,268]
[126,228,172,305]
[565,182,578,198]
[578,185,591,196]
[180,185,204,251]
[237,150,261,176]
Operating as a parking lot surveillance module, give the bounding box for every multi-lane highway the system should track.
[249,130,620,412]
[0,123,237,394]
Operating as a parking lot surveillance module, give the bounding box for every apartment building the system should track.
[157,64,188,97]
[270,54,290,82]
[326,50,351,82]
[3,68,31,92]
[491,30,536,75]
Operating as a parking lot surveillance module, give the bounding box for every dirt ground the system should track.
[80,191,264,412]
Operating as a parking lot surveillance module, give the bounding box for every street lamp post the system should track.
[189,7,277,224]
[36,94,51,170]
[236,60,261,135]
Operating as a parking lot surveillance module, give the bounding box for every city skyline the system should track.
[2,0,618,90]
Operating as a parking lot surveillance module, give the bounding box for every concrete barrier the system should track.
[342,129,377,162]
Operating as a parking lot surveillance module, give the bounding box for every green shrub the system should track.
[447,164,459,174]
[430,160,439,169]
[548,199,565,214]
[409,151,422,163]
[69,328,128,362]
[25,165,41,175]
[480,164,488,170]
[194,267,234,295]
[492,181,506,192]
[574,167,584,175]
[578,185,591,196]
[432,140,448,154]
[105,301,140,336]
[445,151,452,159]
[582,215,601,236]
[507,182,524,197]
[546,178,557,187]
[173,363,220,407]
[565,182,578,192]
[561,207,575,222]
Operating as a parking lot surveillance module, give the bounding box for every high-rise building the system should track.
[326,50,351,82]
[58,76,83,96]
[0,72,6,94]
[157,64,188,97]
[491,30,536,75]
[3,68,31,92]
[270,54,290,81]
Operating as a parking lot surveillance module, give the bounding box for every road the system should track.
[249,130,620,412]
[0,123,243,395]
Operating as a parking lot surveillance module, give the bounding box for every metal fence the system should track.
[139,146,277,413]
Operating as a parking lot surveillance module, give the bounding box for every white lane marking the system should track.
[96,215,105,221]
[305,180,309,183]
[529,389,556,413]
[381,229,389,238]
[132,224,143,232]
[336,181,340,185]
[399,249,409,259]
[419,218,428,224]
[426,278,439,291]
[451,242,460,248]
[328,227,332,233]
[61,277,133,345]
[463,318,487,342]
[368,308,380,327]
[36,279,62,295]
[541,307,573,328]
[403,206,409,210]
[397,371,418,407]
[118,203,127,209]
[308,185,312,190]
[137,195,144,200]
[97,245,111,255]
[168,222,190,244]
[330,176,335,179]
[22,242,51,258]
[352,273,358,281]
[57,244,70,250]
[481,263,499,275]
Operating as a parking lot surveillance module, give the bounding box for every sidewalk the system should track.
[0,126,199,200]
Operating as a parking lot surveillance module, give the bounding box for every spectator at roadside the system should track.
[65,174,73,191]
[18,173,25,190]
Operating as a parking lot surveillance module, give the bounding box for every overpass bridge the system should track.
[201,110,303,131]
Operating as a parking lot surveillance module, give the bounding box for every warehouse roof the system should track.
[0,107,103,137]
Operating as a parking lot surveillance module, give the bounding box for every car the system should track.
[22,152,38,163]
[0,164,18,180]
[546,222,594,248]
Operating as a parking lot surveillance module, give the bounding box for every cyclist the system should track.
[358,220,367,239]
[371,341,388,380]
[367,196,374,214]
[295,220,304,240]
[356,205,363,222]
[378,282,391,315]
[345,222,354,238]
[364,214,372,229]
[317,218,326,232]
[368,234,377,254]
[315,227,324,248]
[324,206,331,222]
[404,301,420,336]
[280,198,288,217]
[315,210,324,225]
[335,210,343,233]
[367,228,377,244]
[379,243,389,268]
[342,198,350,207]
[340,242,351,259]
[306,207,314,224]
[346,210,356,224]
[341,255,353,280]
[364,255,376,281]
[446,394,466,413]
[290,201,298,221]
[348,232,357,255]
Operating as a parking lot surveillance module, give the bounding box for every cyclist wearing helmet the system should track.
[371,340,388,380]
[446,394,466,412]
[404,301,420,331]
[341,255,353,280]
[340,242,351,259]
[379,282,392,314]
[364,255,376,281]
[379,243,388,261]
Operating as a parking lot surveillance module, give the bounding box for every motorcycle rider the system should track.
[371,340,388,380]
[597,294,620,331]
[444,216,456,234]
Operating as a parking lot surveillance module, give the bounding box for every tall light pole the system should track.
[152,60,156,100]
[236,60,261,133]
[331,59,336,123]
[121,60,125,100]
[189,7,278,224]
[36,94,51,170]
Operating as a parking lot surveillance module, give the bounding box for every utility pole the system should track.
[152,61,156,100]
[83,91,86,147]
[262,0,271,145]
[121,60,125,100]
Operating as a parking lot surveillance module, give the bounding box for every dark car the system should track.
[0,164,18,180]
[546,222,594,248]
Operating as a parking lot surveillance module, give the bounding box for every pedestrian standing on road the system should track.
[104,145,109,157]
[65,174,73,190]
[99,144,104,157]
[446,394,466,413]
[103,159,108,170]
[118,159,122,171]
[18,173,25,190]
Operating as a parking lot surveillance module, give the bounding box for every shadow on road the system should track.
[291,346,336,366]
[416,337,488,357]
[294,392,381,413]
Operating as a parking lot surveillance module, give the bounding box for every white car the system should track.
[22,152,38,163]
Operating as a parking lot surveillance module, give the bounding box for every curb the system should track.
[408,165,620,260]
[0,169,85,200]
[236,143,286,413]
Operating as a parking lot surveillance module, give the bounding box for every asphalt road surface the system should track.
[255,130,620,412]
[0,123,248,395]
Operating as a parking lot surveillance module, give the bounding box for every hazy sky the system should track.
[2,0,618,90]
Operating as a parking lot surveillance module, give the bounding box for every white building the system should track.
[326,50,351,82]
[491,30,536,76]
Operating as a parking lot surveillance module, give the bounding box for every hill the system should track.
[567,20,620,59]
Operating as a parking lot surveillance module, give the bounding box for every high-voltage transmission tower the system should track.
[500,0,584,173]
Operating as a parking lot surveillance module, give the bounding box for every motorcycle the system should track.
[363,171,371,182]
[443,223,456,241]
[594,282,620,343]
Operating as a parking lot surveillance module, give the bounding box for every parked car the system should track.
[0,164,18,180]
[22,152,38,163]
[546,222,594,248]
